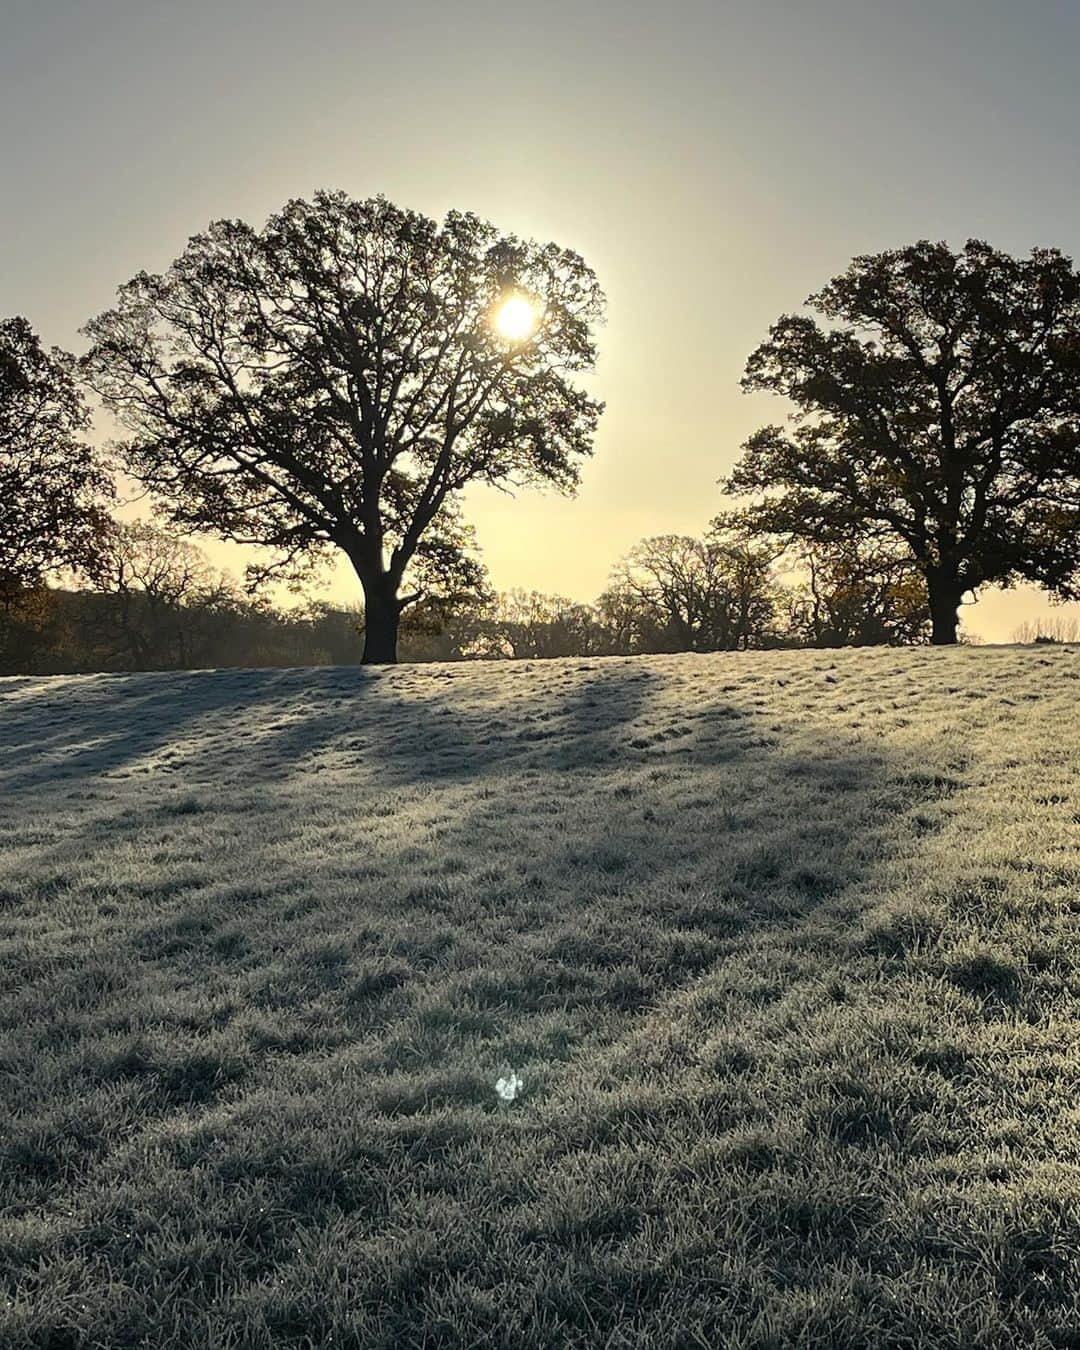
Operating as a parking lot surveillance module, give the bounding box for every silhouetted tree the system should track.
[725,240,1080,644]
[88,522,239,669]
[0,317,112,603]
[595,582,657,656]
[602,533,778,653]
[780,541,929,647]
[483,589,608,659]
[83,193,604,663]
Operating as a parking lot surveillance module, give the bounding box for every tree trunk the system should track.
[926,571,963,645]
[359,574,401,664]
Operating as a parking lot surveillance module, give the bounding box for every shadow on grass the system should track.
[93,665,925,1078]
[1,662,660,793]
[2,660,927,1044]
[0,658,995,1350]
[0,666,373,791]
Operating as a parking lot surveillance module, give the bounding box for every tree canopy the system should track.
[779,540,930,647]
[88,521,238,670]
[601,533,779,653]
[0,316,112,603]
[83,192,604,662]
[724,240,1080,642]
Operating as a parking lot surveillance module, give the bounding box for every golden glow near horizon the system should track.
[8,2,1080,646]
[493,293,541,341]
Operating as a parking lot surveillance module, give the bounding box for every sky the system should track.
[4,0,1080,642]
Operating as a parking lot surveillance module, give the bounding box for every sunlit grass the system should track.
[1,645,1078,1346]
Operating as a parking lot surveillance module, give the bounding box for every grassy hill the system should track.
[2,646,1078,1349]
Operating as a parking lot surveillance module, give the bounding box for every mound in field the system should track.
[1,645,1079,1348]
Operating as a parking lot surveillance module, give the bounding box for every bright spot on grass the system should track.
[495,1071,523,1102]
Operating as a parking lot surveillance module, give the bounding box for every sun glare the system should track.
[493,294,540,341]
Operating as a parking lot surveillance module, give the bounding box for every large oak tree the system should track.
[0,316,111,605]
[724,240,1080,643]
[83,192,604,662]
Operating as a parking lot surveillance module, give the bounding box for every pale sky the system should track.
[4,0,1080,641]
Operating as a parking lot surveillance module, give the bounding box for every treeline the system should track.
[1,522,933,675]
[4,197,1080,664]
[0,586,364,676]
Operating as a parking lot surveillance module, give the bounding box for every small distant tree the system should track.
[483,589,607,659]
[726,240,1080,644]
[0,316,112,603]
[89,521,237,670]
[595,583,652,656]
[83,192,604,664]
[602,533,778,653]
[780,541,930,647]
[398,594,492,663]
[299,600,367,665]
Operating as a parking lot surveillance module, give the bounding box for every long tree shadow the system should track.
[0,661,666,796]
[2,659,934,968]
[89,661,939,1043]
[0,656,977,1349]
[0,667,350,792]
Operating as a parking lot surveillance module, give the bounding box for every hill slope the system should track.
[2,646,1079,1348]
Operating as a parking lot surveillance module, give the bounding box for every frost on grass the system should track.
[495,1070,523,1103]
[0,645,1078,1348]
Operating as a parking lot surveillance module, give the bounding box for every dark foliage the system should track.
[0,586,365,676]
[0,316,112,602]
[778,540,931,647]
[725,240,1080,643]
[83,193,604,663]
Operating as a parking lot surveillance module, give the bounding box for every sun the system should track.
[493,294,540,341]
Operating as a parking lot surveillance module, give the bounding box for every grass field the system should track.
[2,645,1079,1349]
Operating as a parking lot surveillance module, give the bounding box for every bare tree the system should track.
[89,521,237,670]
[602,533,778,653]
[483,589,607,659]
